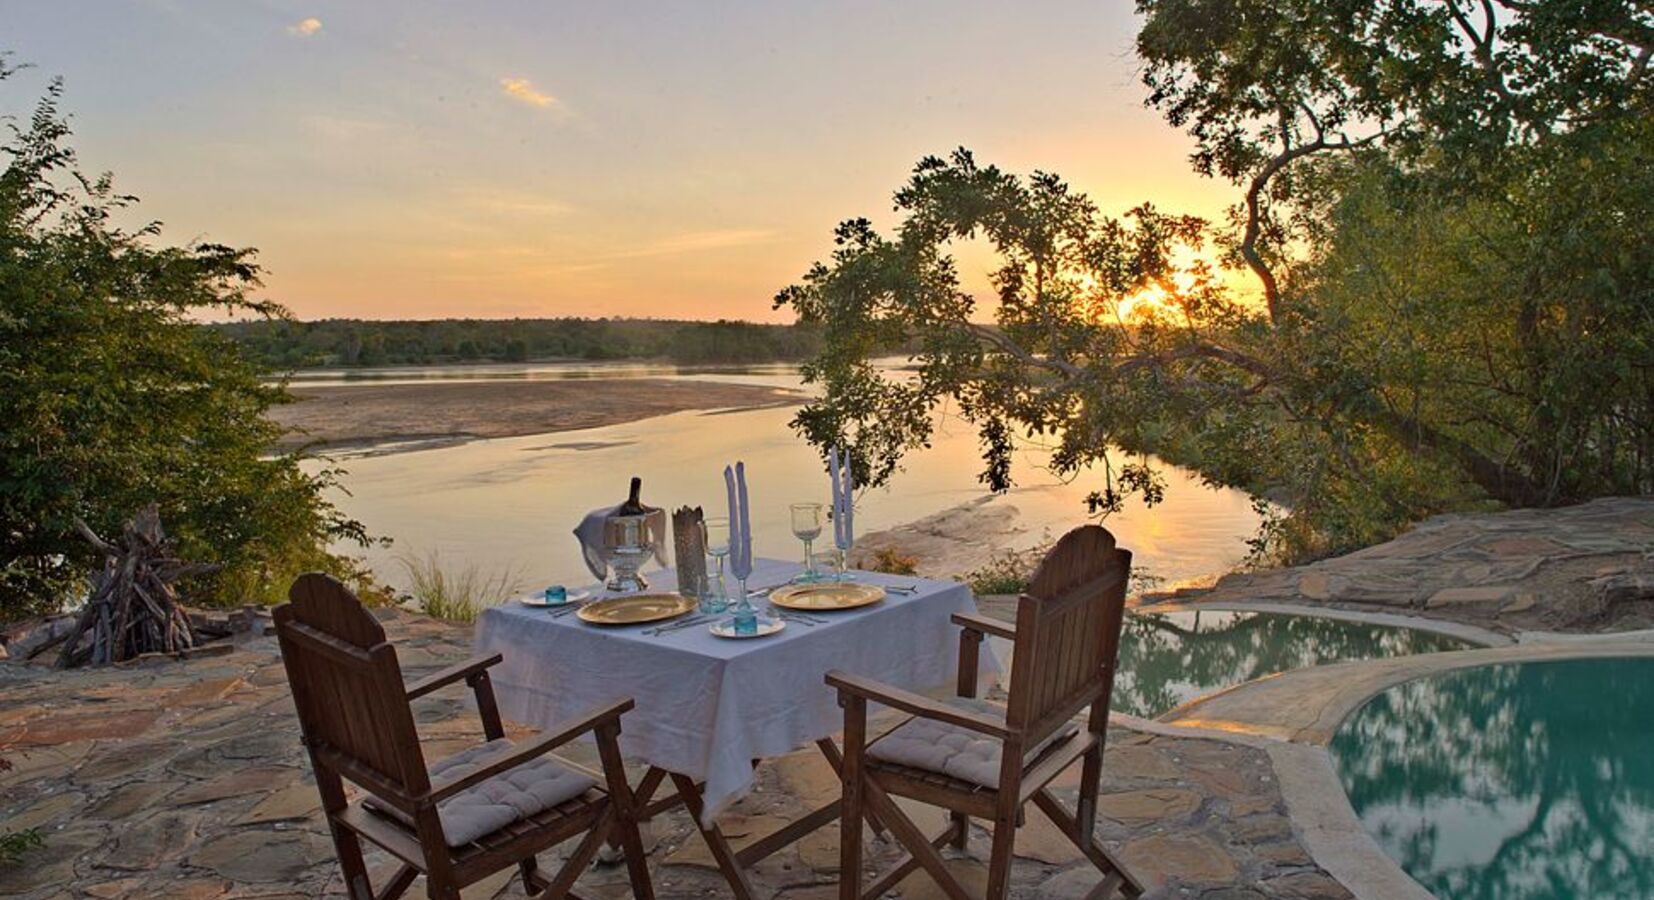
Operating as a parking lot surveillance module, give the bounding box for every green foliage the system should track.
[0,66,371,619]
[398,552,520,623]
[776,2,1654,563]
[777,150,1246,515]
[968,540,1165,596]
[216,317,823,369]
[967,545,1043,595]
[1136,0,1651,178]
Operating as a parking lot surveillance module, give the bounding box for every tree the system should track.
[1136,0,1654,319]
[776,1,1654,560]
[0,63,371,618]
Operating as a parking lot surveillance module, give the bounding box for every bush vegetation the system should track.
[216,317,823,369]
[0,63,373,620]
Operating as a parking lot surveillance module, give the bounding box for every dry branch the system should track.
[57,505,217,668]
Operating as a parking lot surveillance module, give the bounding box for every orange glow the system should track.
[9,3,1241,322]
[1116,283,1181,322]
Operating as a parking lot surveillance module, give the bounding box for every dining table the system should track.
[473,557,996,899]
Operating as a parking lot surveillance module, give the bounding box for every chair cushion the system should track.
[368,738,598,847]
[867,697,1078,789]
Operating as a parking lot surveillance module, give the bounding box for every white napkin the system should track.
[723,463,753,581]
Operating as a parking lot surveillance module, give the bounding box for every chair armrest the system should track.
[426,697,635,803]
[825,670,1009,739]
[405,653,503,700]
[952,612,1016,641]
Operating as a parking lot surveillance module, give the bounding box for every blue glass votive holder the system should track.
[544,585,568,605]
[732,600,758,636]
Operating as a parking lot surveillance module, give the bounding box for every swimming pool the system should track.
[1110,609,1472,718]
[1331,657,1654,900]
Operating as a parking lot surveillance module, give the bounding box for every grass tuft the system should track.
[967,539,1166,597]
[398,552,521,623]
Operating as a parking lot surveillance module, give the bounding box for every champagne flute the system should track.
[790,502,824,583]
[833,509,855,582]
[702,517,731,614]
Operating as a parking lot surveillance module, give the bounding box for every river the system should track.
[303,361,1263,595]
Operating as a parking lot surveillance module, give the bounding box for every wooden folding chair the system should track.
[827,525,1144,900]
[273,573,654,900]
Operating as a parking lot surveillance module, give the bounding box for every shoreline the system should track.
[268,378,804,455]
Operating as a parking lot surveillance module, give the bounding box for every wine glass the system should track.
[702,517,731,614]
[790,502,824,583]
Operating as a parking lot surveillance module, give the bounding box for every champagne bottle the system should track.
[618,476,647,516]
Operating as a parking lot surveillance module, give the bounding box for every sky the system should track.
[6,1,1232,322]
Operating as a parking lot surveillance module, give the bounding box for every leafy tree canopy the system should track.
[0,63,370,618]
[777,1,1654,561]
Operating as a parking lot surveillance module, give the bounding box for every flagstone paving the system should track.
[0,607,1350,899]
[1154,497,1654,634]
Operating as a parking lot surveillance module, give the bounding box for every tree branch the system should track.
[966,322,1085,380]
[1241,126,1384,325]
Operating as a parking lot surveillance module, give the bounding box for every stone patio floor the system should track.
[0,607,1349,900]
[1155,497,1654,635]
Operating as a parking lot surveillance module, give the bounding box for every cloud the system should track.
[499,77,560,109]
[287,17,323,37]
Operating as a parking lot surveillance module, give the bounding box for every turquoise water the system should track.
[1109,610,1470,718]
[1332,658,1654,900]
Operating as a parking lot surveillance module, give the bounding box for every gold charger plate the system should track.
[768,582,886,611]
[576,593,697,626]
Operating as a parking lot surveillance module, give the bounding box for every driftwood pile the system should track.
[57,505,215,668]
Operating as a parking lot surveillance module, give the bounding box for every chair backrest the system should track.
[1002,525,1131,746]
[274,573,431,803]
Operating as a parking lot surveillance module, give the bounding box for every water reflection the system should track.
[1112,610,1469,718]
[319,404,1262,593]
[1332,658,1654,900]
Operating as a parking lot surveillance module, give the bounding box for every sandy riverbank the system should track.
[268,379,804,453]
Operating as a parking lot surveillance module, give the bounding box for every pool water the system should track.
[1331,657,1654,900]
[1108,609,1471,718]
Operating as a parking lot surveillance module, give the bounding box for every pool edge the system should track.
[1134,636,1654,900]
[1135,599,1512,648]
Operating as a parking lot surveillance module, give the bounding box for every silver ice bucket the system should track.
[603,510,663,593]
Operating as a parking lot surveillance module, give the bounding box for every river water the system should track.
[305,362,1262,595]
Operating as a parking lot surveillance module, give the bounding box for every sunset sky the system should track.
[8,1,1232,322]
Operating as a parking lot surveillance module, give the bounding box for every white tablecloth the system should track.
[474,558,993,821]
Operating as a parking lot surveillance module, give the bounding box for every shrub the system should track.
[0,64,373,619]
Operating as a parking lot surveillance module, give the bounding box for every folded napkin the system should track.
[574,505,667,581]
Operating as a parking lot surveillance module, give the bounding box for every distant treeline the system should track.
[213,317,824,368]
